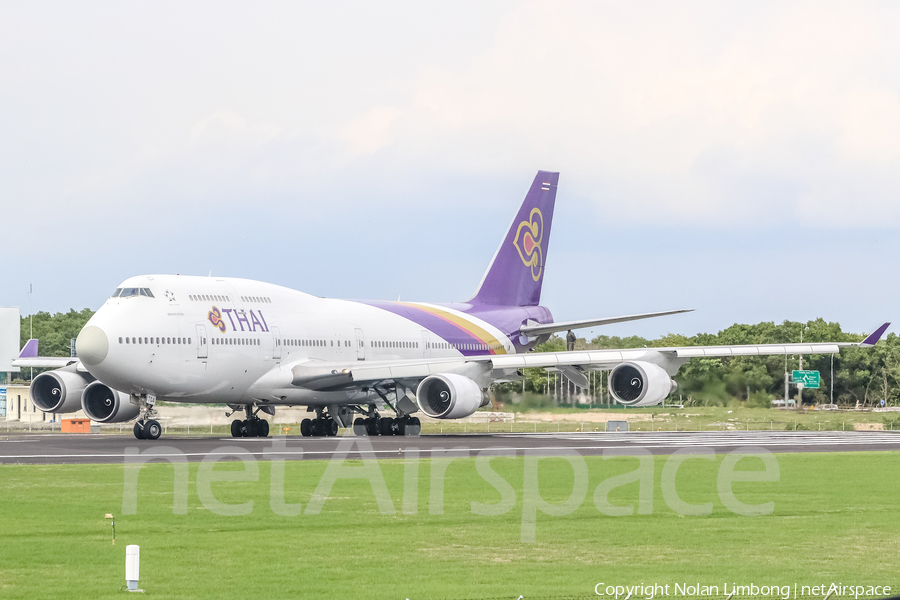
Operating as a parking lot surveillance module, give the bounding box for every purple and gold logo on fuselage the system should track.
[513,208,544,281]
[208,306,227,332]
[208,306,270,333]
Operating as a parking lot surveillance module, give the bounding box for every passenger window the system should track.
[119,337,123,344]
[126,337,130,344]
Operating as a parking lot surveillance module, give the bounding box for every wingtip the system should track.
[18,338,38,358]
[860,322,890,347]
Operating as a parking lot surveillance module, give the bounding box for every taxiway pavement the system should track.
[1,430,899,465]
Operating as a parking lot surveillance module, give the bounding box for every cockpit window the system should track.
[115,287,154,298]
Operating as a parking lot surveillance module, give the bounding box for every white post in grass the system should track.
[126,545,140,591]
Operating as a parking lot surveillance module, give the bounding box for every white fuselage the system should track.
[80,274,518,407]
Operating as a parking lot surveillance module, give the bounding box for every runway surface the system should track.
[1,430,900,464]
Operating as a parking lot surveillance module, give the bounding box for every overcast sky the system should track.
[1,1,898,339]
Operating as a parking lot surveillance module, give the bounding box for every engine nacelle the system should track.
[82,381,139,423]
[608,361,677,407]
[30,370,90,413]
[416,373,484,419]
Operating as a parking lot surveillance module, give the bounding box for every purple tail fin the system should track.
[470,170,558,306]
[19,339,38,358]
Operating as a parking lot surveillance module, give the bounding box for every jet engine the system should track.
[81,381,139,423]
[416,373,486,419]
[30,369,91,414]
[608,361,677,407]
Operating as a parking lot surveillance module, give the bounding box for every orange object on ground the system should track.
[61,419,92,433]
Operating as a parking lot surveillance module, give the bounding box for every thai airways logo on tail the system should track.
[470,170,558,307]
[513,208,544,281]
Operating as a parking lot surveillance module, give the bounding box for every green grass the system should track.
[1,452,899,599]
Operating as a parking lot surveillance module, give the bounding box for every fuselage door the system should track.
[354,328,365,361]
[195,324,208,359]
[272,326,282,360]
[421,330,432,358]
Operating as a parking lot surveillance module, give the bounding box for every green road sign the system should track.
[792,370,820,388]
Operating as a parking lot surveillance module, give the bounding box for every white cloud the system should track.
[2,1,900,228]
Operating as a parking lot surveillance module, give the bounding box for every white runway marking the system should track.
[501,431,900,447]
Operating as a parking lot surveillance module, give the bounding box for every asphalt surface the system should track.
[1,430,900,465]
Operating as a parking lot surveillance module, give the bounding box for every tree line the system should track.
[15,311,897,407]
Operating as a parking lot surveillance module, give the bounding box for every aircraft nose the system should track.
[77,325,109,366]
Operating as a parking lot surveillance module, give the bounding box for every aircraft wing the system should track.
[518,308,693,337]
[10,338,81,369]
[284,322,890,390]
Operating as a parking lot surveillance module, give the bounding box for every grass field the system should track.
[1,449,899,599]
[9,405,899,436]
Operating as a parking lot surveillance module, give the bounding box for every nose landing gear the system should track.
[133,419,162,440]
[132,395,162,440]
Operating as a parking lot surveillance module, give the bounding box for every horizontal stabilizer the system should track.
[519,309,693,338]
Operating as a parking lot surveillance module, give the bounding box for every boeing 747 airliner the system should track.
[14,171,889,439]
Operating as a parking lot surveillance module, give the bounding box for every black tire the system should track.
[365,417,378,436]
[145,420,162,440]
[231,419,243,438]
[258,419,269,438]
[397,418,407,436]
[300,419,312,437]
[380,417,395,436]
[133,422,145,440]
[353,418,368,436]
[409,417,421,436]
[242,419,253,438]
[325,419,338,437]
[311,420,323,437]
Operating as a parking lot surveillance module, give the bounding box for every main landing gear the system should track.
[300,408,339,437]
[133,395,161,440]
[352,414,421,437]
[229,404,271,438]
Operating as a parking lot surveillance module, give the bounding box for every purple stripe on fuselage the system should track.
[352,300,553,355]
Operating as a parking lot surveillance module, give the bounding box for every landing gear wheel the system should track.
[133,422,146,440]
[353,418,368,436]
[325,419,338,437]
[365,417,378,436]
[397,419,407,436]
[380,417,395,436]
[300,418,312,437]
[257,419,269,438]
[145,420,162,440]
[408,417,421,436]
[231,419,243,438]
[244,420,258,438]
